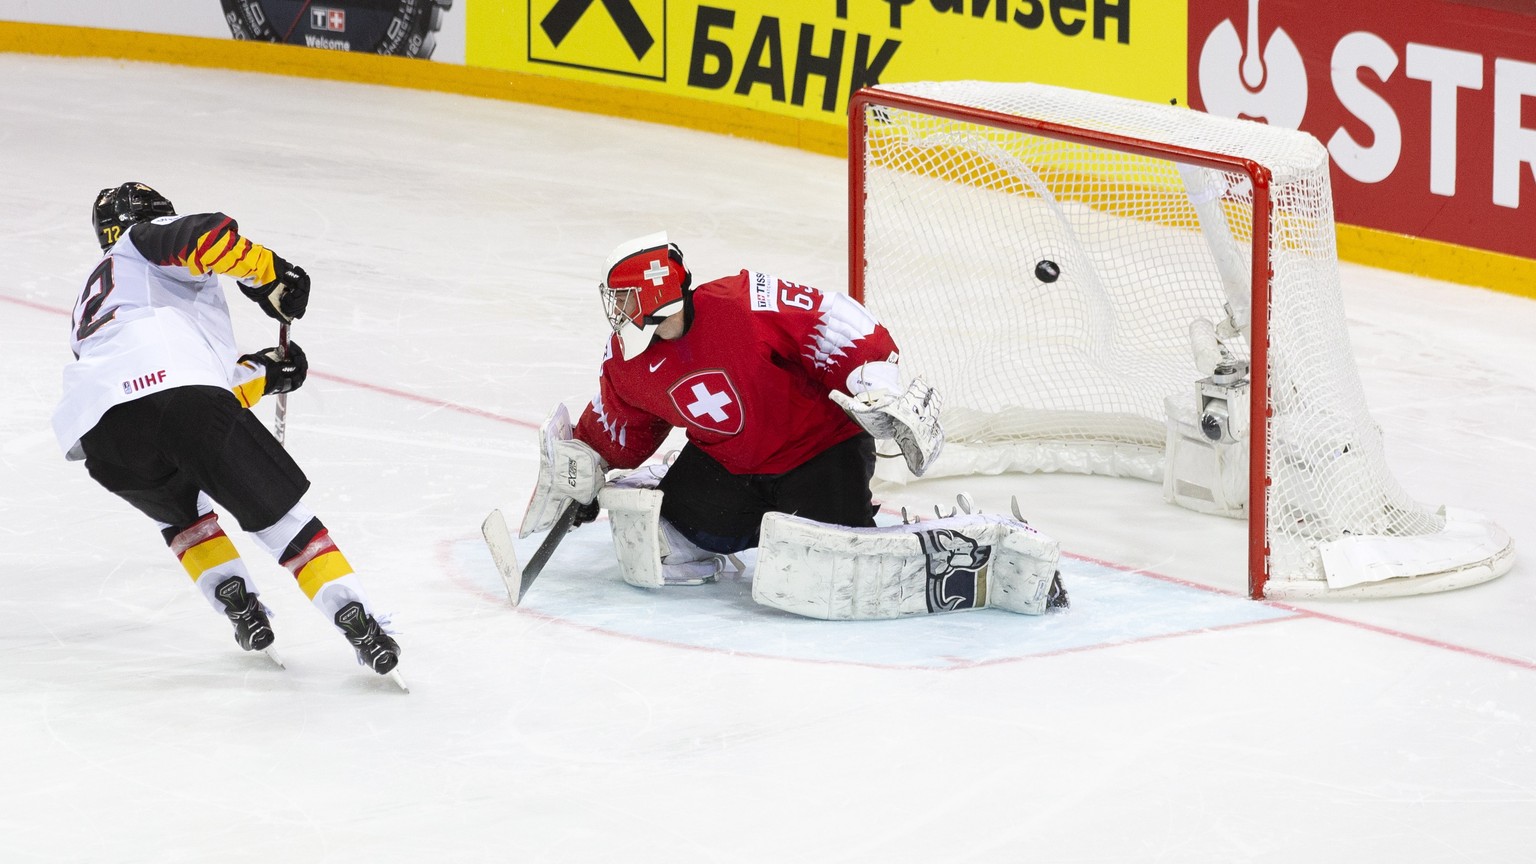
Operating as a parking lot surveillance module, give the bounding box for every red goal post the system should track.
[847,82,1513,600]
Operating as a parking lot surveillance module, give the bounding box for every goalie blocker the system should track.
[520,403,607,539]
[754,511,1066,620]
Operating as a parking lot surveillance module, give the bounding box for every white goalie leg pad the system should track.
[600,484,665,588]
[599,473,726,588]
[752,512,1060,620]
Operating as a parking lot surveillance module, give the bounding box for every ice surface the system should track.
[2,53,1534,863]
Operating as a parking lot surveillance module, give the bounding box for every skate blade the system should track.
[386,668,409,692]
[262,647,287,669]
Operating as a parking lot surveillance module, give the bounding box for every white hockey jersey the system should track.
[52,213,286,459]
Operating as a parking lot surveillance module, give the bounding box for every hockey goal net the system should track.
[849,81,1514,599]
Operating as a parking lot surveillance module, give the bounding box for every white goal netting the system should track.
[852,81,1513,598]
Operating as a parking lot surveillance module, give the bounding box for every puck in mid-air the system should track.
[1035,259,1060,283]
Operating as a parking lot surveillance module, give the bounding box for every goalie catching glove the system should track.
[830,361,945,476]
[518,403,609,538]
[240,261,310,324]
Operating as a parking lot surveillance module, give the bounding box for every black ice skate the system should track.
[214,576,275,651]
[1045,571,1069,610]
[333,601,401,676]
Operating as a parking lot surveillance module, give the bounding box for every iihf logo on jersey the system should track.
[123,369,167,394]
[918,528,991,612]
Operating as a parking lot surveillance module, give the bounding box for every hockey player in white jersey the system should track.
[52,182,401,678]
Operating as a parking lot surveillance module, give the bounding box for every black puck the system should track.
[1035,260,1060,283]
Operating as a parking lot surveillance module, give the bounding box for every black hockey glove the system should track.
[240,341,308,395]
[572,498,602,528]
[241,261,310,323]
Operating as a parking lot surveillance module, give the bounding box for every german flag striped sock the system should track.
[169,513,259,614]
[281,524,354,601]
[170,513,241,583]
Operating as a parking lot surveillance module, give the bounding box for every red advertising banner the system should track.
[1188,0,1536,260]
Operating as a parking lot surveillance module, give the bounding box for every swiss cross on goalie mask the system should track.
[668,370,744,436]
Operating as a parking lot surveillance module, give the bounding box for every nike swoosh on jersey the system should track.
[648,359,666,372]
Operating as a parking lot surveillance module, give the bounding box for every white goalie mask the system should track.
[599,231,692,361]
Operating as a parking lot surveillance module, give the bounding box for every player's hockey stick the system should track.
[263,323,290,670]
[273,322,290,445]
[481,500,581,606]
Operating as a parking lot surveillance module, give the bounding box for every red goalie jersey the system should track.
[574,270,900,475]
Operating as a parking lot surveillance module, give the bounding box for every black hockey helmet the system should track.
[92,182,175,250]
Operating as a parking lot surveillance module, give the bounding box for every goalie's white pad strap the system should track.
[752,512,1059,620]
[518,404,573,538]
[599,471,726,588]
[829,378,945,477]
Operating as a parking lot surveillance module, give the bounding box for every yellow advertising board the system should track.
[469,0,1188,125]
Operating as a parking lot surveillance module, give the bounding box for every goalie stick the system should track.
[482,500,582,605]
